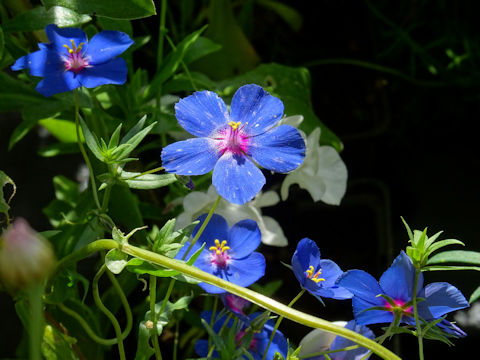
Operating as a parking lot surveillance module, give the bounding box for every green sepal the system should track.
[104,248,129,274]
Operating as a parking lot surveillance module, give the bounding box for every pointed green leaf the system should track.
[424,230,444,249]
[469,286,480,303]
[108,123,123,148]
[428,250,480,265]
[400,216,414,242]
[79,117,103,161]
[424,239,464,258]
[121,116,146,144]
[423,265,480,272]
[114,121,156,160]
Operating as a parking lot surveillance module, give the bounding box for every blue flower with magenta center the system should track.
[292,238,352,300]
[175,213,265,294]
[337,251,469,336]
[195,311,288,360]
[161,84,306,204]
[11,24,134,97]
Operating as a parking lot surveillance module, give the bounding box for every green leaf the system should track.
[115,118,156,160]
[400,216,414,242]
[144,26,208,100]
[423,265,480,272]
[44,0,156,20]
[126,257,180,277]
[108,123,123,149]
[469,286,480,303]
[217,63,342,150]
[0,170,16,216]
[105,248,129,274]
[79,117,103,161]
[120,171,177,190]
[427,250,480,265]
[3,6,91,32]
[38,118,80,143]
[146,294,194,335]
[53,176,79,206]
[258,0,303,32]
[424,239,464,258]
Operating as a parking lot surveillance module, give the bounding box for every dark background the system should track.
[1,0,480,358]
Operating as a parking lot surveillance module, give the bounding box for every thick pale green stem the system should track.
[52,239,401,360]
[150,275,163,360]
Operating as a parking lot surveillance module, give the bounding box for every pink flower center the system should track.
[225,294,249,314]
[215,121,250,155]
[384,299,413,314]
[209,239,231,268]
[63,39,89,73]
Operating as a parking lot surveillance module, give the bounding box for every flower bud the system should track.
[0,218,55,290]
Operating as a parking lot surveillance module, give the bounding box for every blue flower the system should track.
[337,251,469,336]
[175,213,265,294]
[161,84,306,205]
[299,320,374,360]
[220,293,251,322]
[11,24,134,97]
[195,311,288,360]
[292,238,352,300]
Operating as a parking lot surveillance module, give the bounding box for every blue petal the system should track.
[161,137,220,175]
[200,252,265,294]
[230,84,284,136]
[45,24,87,53]
[11,45,63,76]
[249,125,305,172]
[227,219,261,258]
[212,153,265,205]
[200,310,234,333]
[316,259,352,300]
[379,251,421,302]
[418,282,469,319]
[194,339,210,357]
[337,270,383,303]
[77,58,128,88]
[175,90,230,137]
[35,70,81,97]
[291,238,321,288]
[330,320,374,360]
[352,297,393,325]
[192,214,229,248]
[85,31,133,65]
[436,319,467,337]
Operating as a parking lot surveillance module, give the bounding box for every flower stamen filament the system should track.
[305,265,325,283]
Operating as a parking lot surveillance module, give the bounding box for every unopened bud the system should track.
[0,218,55,290]
[145,320,154,330]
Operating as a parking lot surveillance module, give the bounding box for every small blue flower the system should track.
[175,213,265,294]
[161,84,306,204]
[195,311,288,360]
[11,24,134,97]
[337,251,469,336]
[299,320,374,360]
[292,238,352,300]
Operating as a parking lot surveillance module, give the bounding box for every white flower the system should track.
[299,321,346,357]
[176,185,288,246]
[454,302,480,329]
[281,127,347,205]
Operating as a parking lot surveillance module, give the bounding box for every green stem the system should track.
[207,296,219,353]
[173,319,179,360]
[53,240,401,360]
[412,268,424,360]
[93,264,126,360]
[150,275,163,360]
[74,89,101,209]
[262,289,305,360]
[28,283,44,360]
[299,344,360,359]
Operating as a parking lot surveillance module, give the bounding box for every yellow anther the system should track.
[63,40,84,54]
[228,121,241,130]
[306,265,325,283]
[210,239,230,254]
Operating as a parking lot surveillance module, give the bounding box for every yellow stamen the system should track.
[228,121,241,130]
[209,239,230,254]
[306,265,325,283]
[63,39,84,54]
